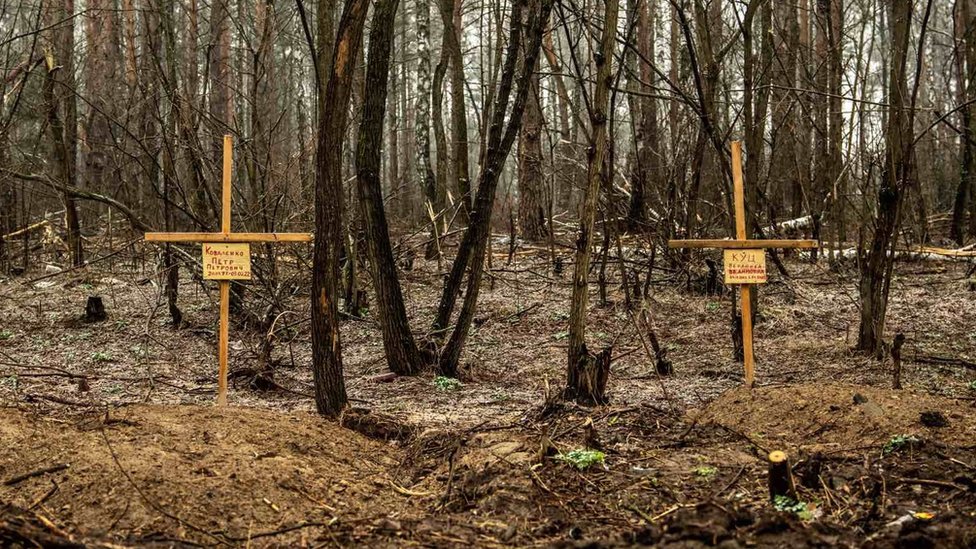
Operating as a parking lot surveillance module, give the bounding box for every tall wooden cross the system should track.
[145,135,312,405]
[669,141,818,386]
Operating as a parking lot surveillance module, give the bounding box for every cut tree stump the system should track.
[84,296,107,322]
[768,450,797,501]
[565,344,611,405]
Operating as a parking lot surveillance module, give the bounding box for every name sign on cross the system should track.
[669,141,818,386]
[145,135,312,405]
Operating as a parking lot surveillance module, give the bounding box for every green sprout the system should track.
[555,449,606,470]
[694,465,718,479]
[883,434,920,456]
[91,351,112,363]
[774,495,814,521]
[433,376,462,392]
[705,302,721,312]
[0,330,13,340]
[967,380,976,391]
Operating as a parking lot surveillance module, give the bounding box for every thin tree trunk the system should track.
[566,0,617,402]
[435,0,554,376]
[857,0,926,354]
[517,70,547,240]
[437,0,472,220]
[355,0,427,376]
[42,0,84,267]
[416,0,441,259]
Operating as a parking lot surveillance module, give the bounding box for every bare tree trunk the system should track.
[437,0,472,220]
[769,0,799,222]
[42,0,84,267]
[83,0,121,223]
[434,0,554,376]
[355,0,427,376]
[566,0,617,403]
[827,0,845,247]
[517,70,547,240]
[628,0,657,231]
[157,0,183,326]
[311,0,370,416]
[952,0,976,244]
[857,0,927,354]
[416,0,441,259]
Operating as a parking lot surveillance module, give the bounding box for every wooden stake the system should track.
[222,134,232,235]
[218,280,229,406]
[217,136,233,406]
[730,142,756,387]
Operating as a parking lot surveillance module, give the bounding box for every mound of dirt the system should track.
[696,383,976,454]
[0,404,404,546]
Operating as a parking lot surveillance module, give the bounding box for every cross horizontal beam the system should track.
[145,232,312,243]
[668,239,818,250]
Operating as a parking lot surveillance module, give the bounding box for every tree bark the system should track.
[311,0,370,417]
[355,0,427,376]
[857,0,921,354]
[951,0,976,244]
[437,0,472,220]
[416,0,441,259]
[41,1,84,267]
[517,70,547,241]
[567,0,617,400]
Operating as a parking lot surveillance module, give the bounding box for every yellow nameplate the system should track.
[723,248,766,284]
[203,243,251,280]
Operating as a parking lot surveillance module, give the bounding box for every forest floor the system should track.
[1,234,975,547]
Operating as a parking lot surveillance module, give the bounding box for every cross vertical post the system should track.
[217,135,233,406]
[145,135,312,405]
[668,140,818,387]
[730,141,755,386]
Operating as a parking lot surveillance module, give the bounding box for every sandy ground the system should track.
[1,235,975,547]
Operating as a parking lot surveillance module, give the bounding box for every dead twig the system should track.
[4,464,69,486]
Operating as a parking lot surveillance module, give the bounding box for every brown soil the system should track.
[1,240,975,547]
[0,405,403,546]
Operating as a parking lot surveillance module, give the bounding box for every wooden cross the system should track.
[668,141,818,386]
[145,135,312,405]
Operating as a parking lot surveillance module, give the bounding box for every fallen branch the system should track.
[912,354,976,371]
[4,464,69,486]
[1,168,155,233]
[2,220,50,241]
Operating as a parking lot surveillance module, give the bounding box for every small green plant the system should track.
[433,376,462,391]
[0,330,13,340]
[0,375,18,389]
[883,434,920,456]
[490,391,510,402]
[705,302,721,312]
[967,380,976,391]
[91,351,112,363]
[552,331,570,341]
[774,495,814,520]
[555,449,606,470]
[694,465,718,479]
